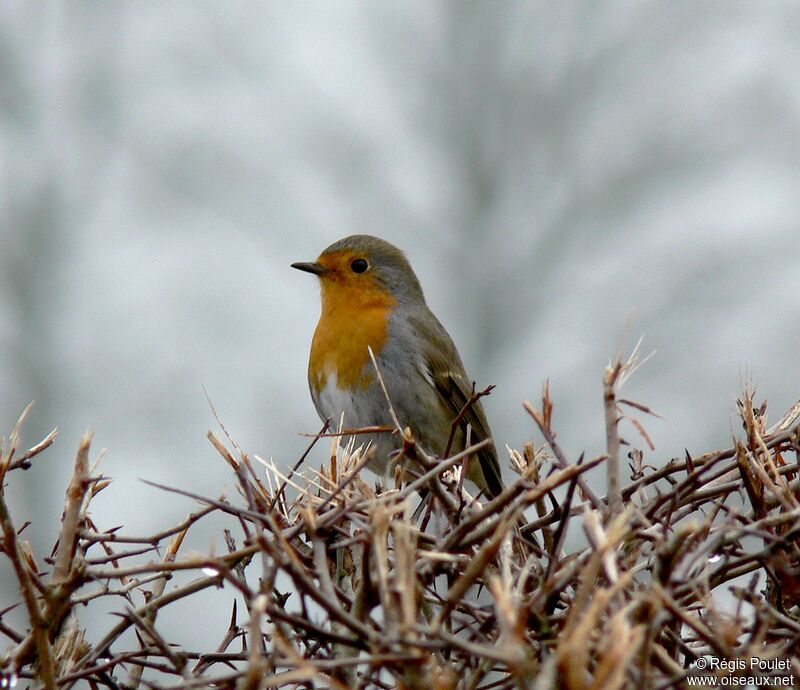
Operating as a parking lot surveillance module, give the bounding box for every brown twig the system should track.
[2,379,800,690]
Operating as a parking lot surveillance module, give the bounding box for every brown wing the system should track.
[425,347,505,499]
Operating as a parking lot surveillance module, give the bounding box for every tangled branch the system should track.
[1,356,800,689]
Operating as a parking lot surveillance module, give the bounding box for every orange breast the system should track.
[309,276,396,393]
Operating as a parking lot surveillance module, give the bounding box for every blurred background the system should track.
[2,0,799,652]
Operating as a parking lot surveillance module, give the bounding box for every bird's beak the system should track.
[291,261,329,276]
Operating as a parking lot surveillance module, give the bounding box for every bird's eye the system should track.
[350,259,368,273]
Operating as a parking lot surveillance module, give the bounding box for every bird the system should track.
[292,235,504,499]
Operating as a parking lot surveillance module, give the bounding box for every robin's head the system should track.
[292,235,426,308]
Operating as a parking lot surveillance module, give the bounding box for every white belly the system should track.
[313,374,396,479]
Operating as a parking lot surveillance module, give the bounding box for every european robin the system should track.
[292,235,504,498]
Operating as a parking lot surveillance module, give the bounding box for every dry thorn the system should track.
[1,376,799,689]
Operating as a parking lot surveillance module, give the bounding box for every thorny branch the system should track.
[2,355,800,689]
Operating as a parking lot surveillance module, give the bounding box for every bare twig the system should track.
[3,379,800,690]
